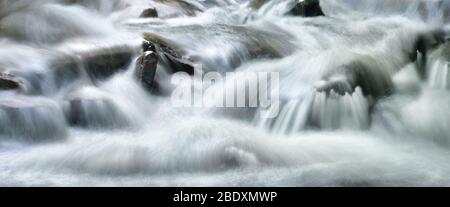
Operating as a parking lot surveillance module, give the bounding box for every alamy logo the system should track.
[170,64,280,118]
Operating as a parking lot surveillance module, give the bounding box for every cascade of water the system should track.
[428,58,450,89]
[1,0,450,186]
[426,43,450,90]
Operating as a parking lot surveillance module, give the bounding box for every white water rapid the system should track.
[1,0,450,186]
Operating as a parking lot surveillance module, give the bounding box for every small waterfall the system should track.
[269,94,313,134]
[427,43,450,90]
[63,86,131,129]
[0,96,67,141]
[428,58,450,90]
[309,87,370,130]
[258,87,370,134]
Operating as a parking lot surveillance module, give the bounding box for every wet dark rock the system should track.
[144,33,196,75]
[50,47,135,87]
[82,48,134,80]
[0,72,20,90]
[140,7,158,18]
[134,41,158,91]
[12,46,136,96]
[288,0,324,17]
[135,48,158,90]
[143,40,157,53]
[132,35,198,95]
[64,98,128,128]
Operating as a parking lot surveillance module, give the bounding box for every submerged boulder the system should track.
[50,47,135,87]
[288,0,324,17]
[0,72,20,90]
[82,48,134,80]
[140,8,158,18]
[64,98,128,128]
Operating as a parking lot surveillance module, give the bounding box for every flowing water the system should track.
[1,0,450,186]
